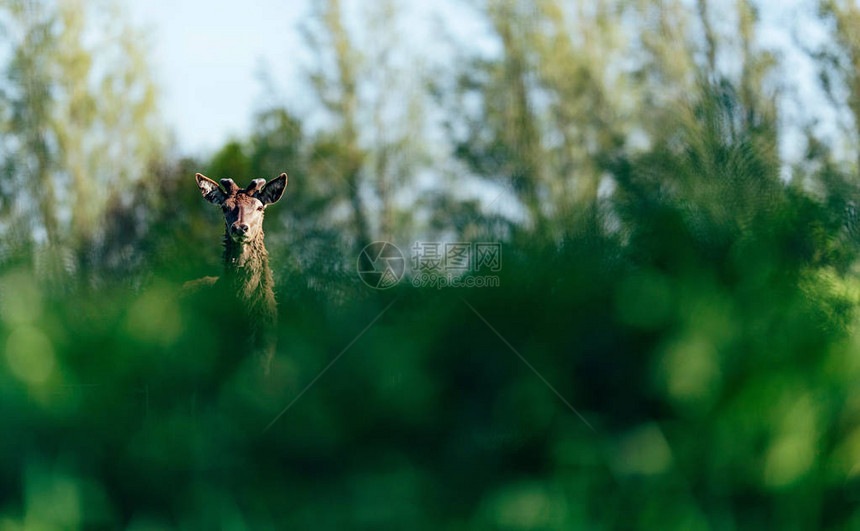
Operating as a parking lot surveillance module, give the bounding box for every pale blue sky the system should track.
[127,0,838,162]
[126,0,504,158]
[128,0,307,155]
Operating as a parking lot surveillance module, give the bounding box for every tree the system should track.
[301,0,370,253]
[300,0,426,250]
[0,0,164,280]
[2,0,57,250]
[448,0,632,238]
[815,0,860,168]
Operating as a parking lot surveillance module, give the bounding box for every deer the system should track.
[185,172,288,375]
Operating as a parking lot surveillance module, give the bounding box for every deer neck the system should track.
[222,230,274,306]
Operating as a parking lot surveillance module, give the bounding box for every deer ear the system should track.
[196,173,226,205]
[259,173,288,205]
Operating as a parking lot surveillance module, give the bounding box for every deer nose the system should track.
[232,223,249,234]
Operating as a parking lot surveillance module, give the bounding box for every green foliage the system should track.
[208,141,252,183]
[3,0,860,528]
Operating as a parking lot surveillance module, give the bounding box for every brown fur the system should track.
[181,275,219,295]
[190,172,288,374]
[222,224,277,372]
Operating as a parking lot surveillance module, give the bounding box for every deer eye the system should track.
[257,206,264,212]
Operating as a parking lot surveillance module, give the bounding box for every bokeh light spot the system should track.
[0,270,43,325]
[5,326,55,385]
[612,423,673,476]
[125,286,182,346]
[660,335,722,414]
[764,433,815,488]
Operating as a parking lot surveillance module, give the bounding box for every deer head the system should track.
[195,173,288,242]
